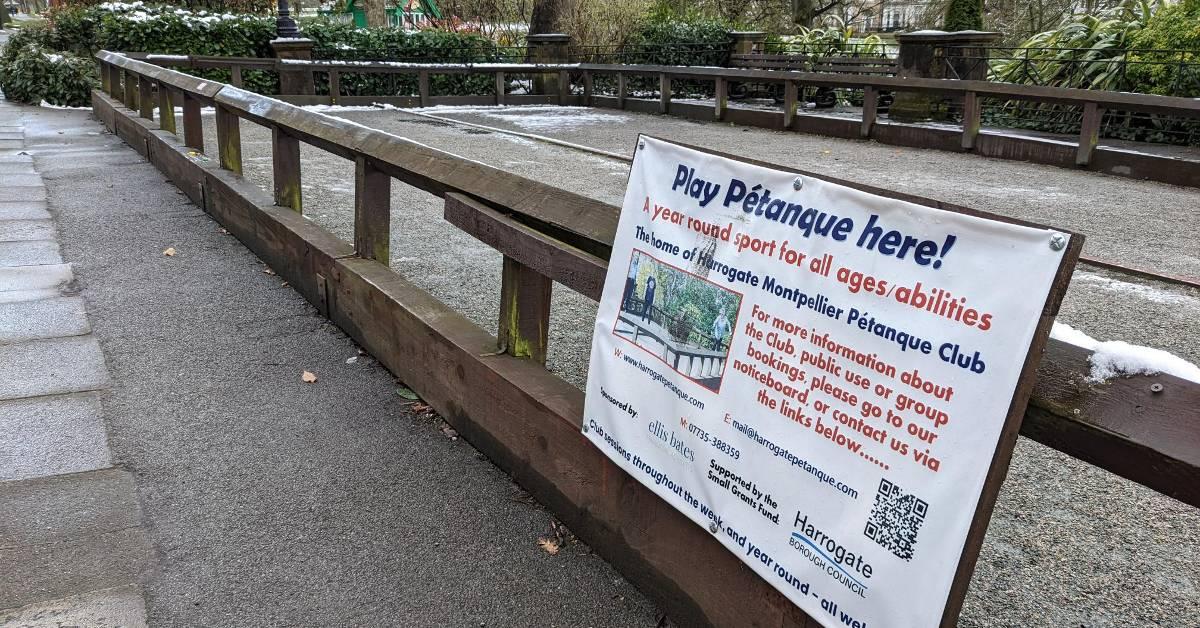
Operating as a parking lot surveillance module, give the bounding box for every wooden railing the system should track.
[93,49,1200,627]
[126,51,1200,187]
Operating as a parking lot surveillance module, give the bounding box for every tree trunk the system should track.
[528,0,571,35]
[364,0,388,28]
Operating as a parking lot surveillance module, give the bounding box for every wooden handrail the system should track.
[95,49,1200,510]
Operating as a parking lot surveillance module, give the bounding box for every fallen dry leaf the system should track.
[301,370,317,383]
[537,537,560,555]
[263,267,277,276]
[162,247,176,257]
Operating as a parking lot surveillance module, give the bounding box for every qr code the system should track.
[863,478,929,561]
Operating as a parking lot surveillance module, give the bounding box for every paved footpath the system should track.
[0,102,661,626]
[0,100,153,624]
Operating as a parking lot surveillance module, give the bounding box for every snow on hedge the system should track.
[1051,322,1200,384]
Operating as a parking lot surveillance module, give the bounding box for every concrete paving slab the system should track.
[0,393,110,481]
[0,162,36,175]
[0,527,154,610]
[0,465,136,545]
[0,202,50,221]
[0,186,46,202]
[0,296,89,343]
[0,585,148,628]
[0,335,107,400]
[0,263,73,300]
[0,174,41,187]
[0,241,62,267]
[0,140,23,151]
[0,220,54,242]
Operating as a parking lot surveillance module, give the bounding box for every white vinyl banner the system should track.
[583,137,1069,627]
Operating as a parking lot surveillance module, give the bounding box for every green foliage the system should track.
[622,12,731,66]
[765,16,886,56]
[304,18,506,97]
[1127,0,1200,97]
[0,45,99,107]
[943,0,983,32]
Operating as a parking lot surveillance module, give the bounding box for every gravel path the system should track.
[197,104,1199,627]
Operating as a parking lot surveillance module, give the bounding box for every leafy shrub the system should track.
[1127,0,1200,97]
[0,45,99,107]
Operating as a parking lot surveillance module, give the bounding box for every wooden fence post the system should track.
[272,126,302,212]
[123,69,138,109]
[182,92,204,152]
[861,85,878,138]
[1076,102,1104,166]
[659,73,670,113]
[583,71,593,106]
[418,70,430,107]
[329,70,341,105]
[107,64,121,99]
[557,70,570,105]
[961,91,982,150]
[616,73,627,110]
[158,81,176,135]
[101,62,111,93]
[215,105,242,175]
[138,75,154,120]
[782,81,797,129]
[495,71,505,106]
[714,76,726,121]
[230,65,243,88]
[499,256,552,364]
[354,156,391,263]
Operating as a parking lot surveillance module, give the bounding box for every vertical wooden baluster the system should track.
[961,90,981,150]
[138,75,154,119]
[354,156,392,263]
[557,70,569,105]
[123,69,138,109]
[215,105,242,175]
[107,64,121,98]
[714,76,726,121]
[101,62,111,93]
[182,92,204,151]
[272,126,302,212]
[583,70,593,106]
[231,65,243,88]
[616,73,627,109]
[328,70,340,105]
[418,70,430,107]
[861,85,878,138]
[498,256,552,364]
[495,71,505,106]
[1076,101,1104,166]
[158,81,176,134]
[659,73,670,113]
[782,80,797,129]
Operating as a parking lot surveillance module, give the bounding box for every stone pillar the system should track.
[271,38,316,96]
[888,30,1001,122]
[729,31,766,56]
[526,33,571,96]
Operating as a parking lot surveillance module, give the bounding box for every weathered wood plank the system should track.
[714,76,726,121]
[583,70,593,107]
[1076,102,1104,166]
[354,156,391,263]
[138,76,154,119]
[272,126,302,212]
[122,69,138,109]
[498,256,552,363]
[782,81,797,129]
[616,73,626,109]
[418,70,430,107]
[961,90,982,150]
[158,81,176,135]
[182,92,204,152]
[659,73,670,114]
[328,70,341,105]
[230,65,243,88]
[215,105,242,175]
[558,70,570,105]
[861,85,878,138]
[495,71,505,106]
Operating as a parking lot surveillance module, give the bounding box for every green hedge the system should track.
[0,43,99,107]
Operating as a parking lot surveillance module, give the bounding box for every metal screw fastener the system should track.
[637,140,645,150]
[1150,383,1164,393]
[708,521,718,534]
[1049,233,1067,251]
[582,424,589,433]
[793,177,804,190]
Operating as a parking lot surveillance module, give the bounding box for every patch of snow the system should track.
[1051,322,1200,384]
[39,100,91,110]
[1075,272,1198,307]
